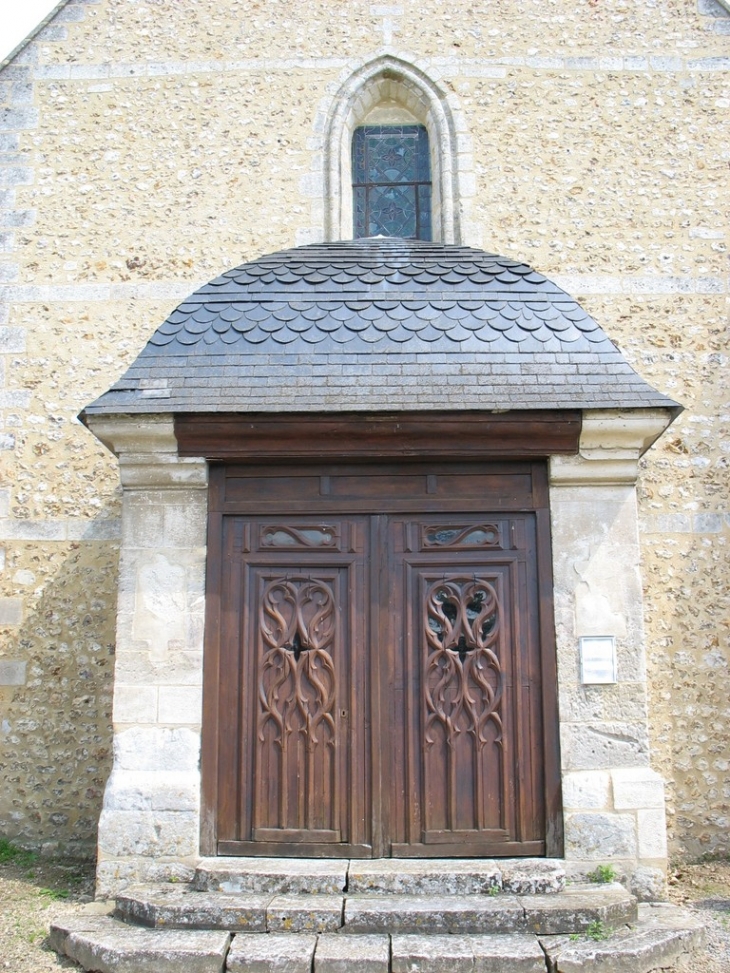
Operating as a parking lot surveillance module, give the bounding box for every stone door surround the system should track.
[86,407,673,901]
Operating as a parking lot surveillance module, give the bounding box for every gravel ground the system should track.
[0,850,728,971]
[667,860,730,973]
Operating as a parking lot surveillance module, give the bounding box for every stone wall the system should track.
[0,0,728,858]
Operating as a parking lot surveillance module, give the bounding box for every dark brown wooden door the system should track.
[386,516,546,857]
[204,463,560,859]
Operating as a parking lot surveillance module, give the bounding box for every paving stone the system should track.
[521,883,637,934]
[267,894,344,932]
[314,933,390,972]
[115,883,271,930]
[193,857,347,894]
[344,894,525,934]
[226,933,317,973]
[50,915,230,973]
[539,902,705,973]
[500,858,566,894]
[347,858,501,895]
[391,933,545,973]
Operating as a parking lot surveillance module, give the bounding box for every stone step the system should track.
[50,914,231,973]
[193,857,347,894]
[348,857,565,895]
[192,856,565,896]
[539,903,706,973]
[114,882,636,936]
[50,903,706,973]
[116,885,272,932]
[391,933,547,973]
[343,885,636,935]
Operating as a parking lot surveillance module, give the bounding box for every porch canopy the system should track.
[81,237,678,423]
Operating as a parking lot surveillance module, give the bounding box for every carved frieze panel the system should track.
[422,523,503,550]
[259,524,340,550]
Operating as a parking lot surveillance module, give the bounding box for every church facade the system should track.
[0,0,728,895]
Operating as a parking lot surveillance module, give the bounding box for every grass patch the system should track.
[585,919,610,941]
[0,839,38,869]
[587,864,616,884]
[38,887,69,902]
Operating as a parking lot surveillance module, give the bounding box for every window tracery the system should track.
[352,124,432,240]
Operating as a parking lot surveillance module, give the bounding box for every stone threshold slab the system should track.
[194,857,347,894]
[348,858,565,895]
[193,857,566,896]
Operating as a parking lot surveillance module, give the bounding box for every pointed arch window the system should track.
[352,124,432,240]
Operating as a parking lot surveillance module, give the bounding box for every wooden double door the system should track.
[202,461,561,859]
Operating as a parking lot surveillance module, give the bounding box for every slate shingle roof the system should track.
[82,238,679,416]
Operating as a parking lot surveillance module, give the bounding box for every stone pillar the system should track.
[85,416,208,897]
[550,409,673,901]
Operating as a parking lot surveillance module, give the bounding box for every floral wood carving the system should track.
[423,524,501,549]
[260,525,337,549]
[258,578,337,751]
[424,577,503,750]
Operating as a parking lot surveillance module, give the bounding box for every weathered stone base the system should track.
[51,902,705,973]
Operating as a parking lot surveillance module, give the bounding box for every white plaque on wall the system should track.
[579,636,617,684]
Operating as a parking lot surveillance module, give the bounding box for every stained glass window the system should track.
[352,125,432,240]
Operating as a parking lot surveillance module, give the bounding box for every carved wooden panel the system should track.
[259,524,340,550]
[214,516,370,856]
[388,514,547,857]
[422,574,508,840]
[256,576,339,840]
[422,523,503,549]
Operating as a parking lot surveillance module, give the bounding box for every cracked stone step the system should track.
[539,902,706,973]
[391,933,547,973]
[344,893,527,934]
[343,886,635,936]
[49,914,230,973]
[347,858,565,895]
[193,857,347,894]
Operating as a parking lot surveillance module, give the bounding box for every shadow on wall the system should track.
[0,514,119,858]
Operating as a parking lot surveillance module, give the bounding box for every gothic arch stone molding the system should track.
[320,55,473,244]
